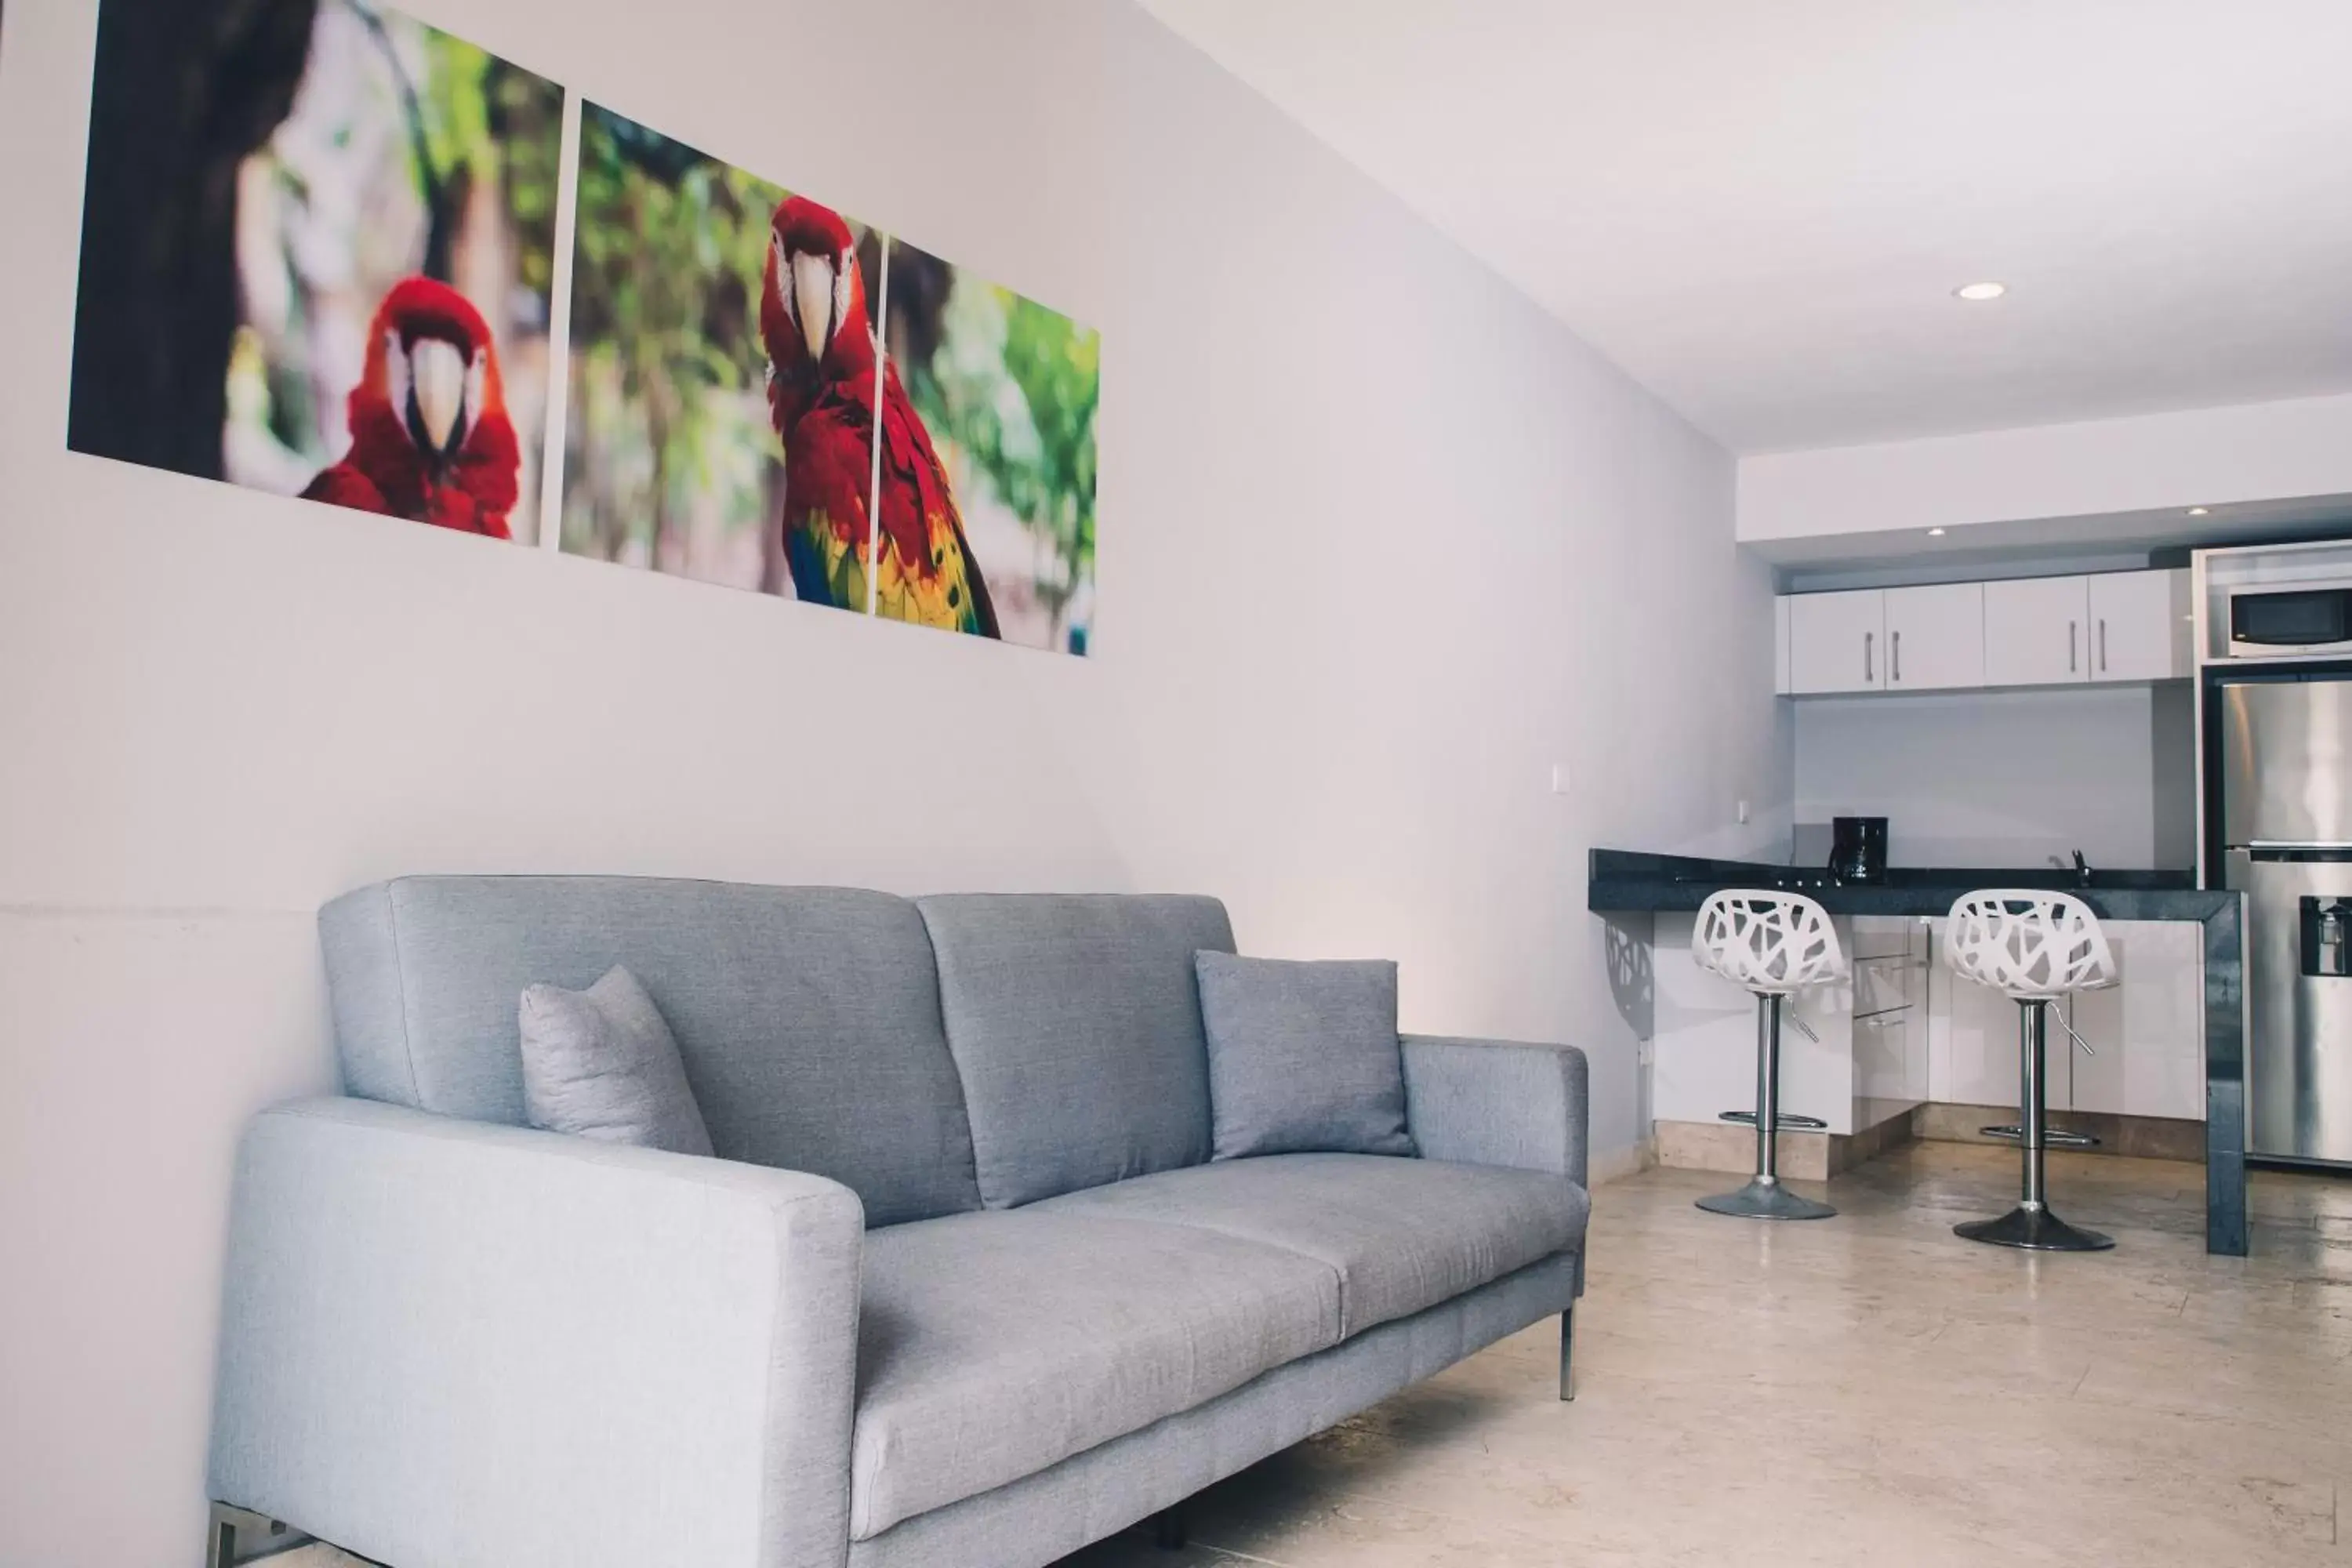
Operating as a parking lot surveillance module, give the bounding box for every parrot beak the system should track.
[792,250,838,364]
[405,336,474,460]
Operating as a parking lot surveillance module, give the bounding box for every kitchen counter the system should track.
[1589,849,2249,1255]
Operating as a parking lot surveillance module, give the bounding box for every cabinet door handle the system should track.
[2069,620,2078,673]
[1892,629,1903,683]
[1864,630,1874,684]
[2099,618,2108,673]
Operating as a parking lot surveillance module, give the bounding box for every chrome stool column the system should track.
[1944,890,2118,1252]
[1691,890,1848,1221]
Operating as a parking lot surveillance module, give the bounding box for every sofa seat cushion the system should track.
[1036,1152,1590,1338]
[851,1210,1341,1539]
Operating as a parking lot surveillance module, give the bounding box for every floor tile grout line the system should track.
[1186,1544,1292,1567]
[1273,1483,1597,1548]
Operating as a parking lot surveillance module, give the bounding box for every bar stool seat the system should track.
[1690,890,1849,1221]
[1944,889,2119,1252]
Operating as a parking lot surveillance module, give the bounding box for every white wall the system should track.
[0,2,1784,1561]
[1793,685,2197,870]
[1740,390,2352,545]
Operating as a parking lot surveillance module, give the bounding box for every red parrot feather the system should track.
[760,199,879,610]
[302,277,520,539]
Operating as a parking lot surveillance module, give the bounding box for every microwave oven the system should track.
[2228,583,2352,659]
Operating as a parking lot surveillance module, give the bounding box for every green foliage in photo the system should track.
[906,281,1101,641]
[564,105,790,565]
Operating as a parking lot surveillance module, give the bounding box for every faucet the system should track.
[2047,850,2092,887]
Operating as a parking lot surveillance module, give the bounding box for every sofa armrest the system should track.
[208,1098,862,1568]
[1400,1036,1590,1189]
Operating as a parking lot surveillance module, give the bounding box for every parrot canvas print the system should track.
[876,239,1099,655]
[560,105,884,605]
[67,0,566,544]
[63,1,1103,657]
[561,110,1100,656]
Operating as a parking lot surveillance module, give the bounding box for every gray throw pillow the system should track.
[1196,952,1415,1160]
[518,965,714,1156]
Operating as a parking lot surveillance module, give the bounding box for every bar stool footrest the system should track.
[1719,1110,1829,1131]
[1976,1124,2100,1148]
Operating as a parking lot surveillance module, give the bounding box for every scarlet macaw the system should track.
[303,278,520,539]
[760,197,998,637]
[760,198,883,613]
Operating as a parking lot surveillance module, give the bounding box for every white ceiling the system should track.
[1139,0,2352,456]
[1762,494,2352,583]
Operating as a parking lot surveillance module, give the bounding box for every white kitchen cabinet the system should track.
[1774,597,1792,695]
[1782,568,2188,697]
[2059,984,2118,1115]
[2064,923,2205,1120]
[1653,913,1857,1132]
[1982,575,2089,687]
[1653,913,1927,1138]
[1884,583,1985,691]
[1851,920,1931,1114]
[2089,568,2191,683]
[1929,919,2204,1123]
[1944,973,2100,1109]
[1940,957,2026,1105]
[1788,590,1886,695]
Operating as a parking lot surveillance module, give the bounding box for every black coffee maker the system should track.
[1830,816,1889,884]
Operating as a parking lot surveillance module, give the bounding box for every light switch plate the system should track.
[1551,763,1572,794]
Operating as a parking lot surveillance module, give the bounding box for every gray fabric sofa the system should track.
[206,877,1592,1568]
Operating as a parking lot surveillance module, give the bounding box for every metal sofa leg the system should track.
[1153,1500,1189,1550]
[206,1503,288,1568]
[1559,1305,1577,1401]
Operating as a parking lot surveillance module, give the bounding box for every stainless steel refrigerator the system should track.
[2220,677,2352,1164]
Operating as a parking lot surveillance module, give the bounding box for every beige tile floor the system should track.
[284,1143,2352,1567]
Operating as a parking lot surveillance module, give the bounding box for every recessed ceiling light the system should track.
[1928,527,1948,536]
[1953,281,2007,301]
[2187,506,2210,516]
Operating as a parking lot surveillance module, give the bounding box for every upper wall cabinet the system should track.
[1885,583,1986,691]
[1788,588,1886,694]
[1778,568,2189,697]
[1984,575,2089,686]
[2089,569,2192,682]
[1787,583,1985,695]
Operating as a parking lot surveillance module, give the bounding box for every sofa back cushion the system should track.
[915,893,1236,1208]
[320,877,982,1225]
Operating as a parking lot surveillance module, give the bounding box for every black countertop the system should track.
[1587,848,2227,921]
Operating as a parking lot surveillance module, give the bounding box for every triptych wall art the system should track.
[66,0,1100,656]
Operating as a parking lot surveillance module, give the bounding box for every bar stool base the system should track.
[1954,1203,2113,1252]
[1696,1178,1836,1221]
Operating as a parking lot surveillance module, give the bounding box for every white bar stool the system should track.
[1944,889,2118,1252]
[1690,890,1849,1221]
